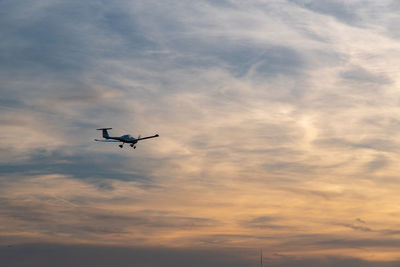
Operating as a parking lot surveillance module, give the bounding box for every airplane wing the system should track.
[94,139,120,142]
[137,134,159,141]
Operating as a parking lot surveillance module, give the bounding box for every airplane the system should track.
[95,128,159,149]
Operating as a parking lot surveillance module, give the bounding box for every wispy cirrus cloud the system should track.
[2,0,400,265]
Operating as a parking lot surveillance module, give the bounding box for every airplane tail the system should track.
[96,128,112,138]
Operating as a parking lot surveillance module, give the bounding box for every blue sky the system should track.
[2,0,400,266]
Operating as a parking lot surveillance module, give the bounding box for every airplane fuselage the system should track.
[106,135,138,144]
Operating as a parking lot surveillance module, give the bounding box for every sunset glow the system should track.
[2,1,400,266]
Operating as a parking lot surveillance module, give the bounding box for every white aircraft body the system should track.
[95,128,159,149]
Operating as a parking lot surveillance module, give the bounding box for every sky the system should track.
[2,0,400,266]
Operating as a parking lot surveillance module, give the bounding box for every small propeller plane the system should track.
[95,128,159,149]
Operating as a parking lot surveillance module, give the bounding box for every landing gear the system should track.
[130,144,136,149]
[119,144,123,148]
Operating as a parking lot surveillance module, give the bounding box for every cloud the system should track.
[364,155,389,172]
[1,244,400,267]
[339,224,373,232]
[337,218,373,232]
[313,137,398,152]
[0,173,222,246]
[0,244,252,267]
[239,215,285,229]
[356,218,366,224]
[340,66,391,85]
[288,0,362,25]
[2,0,400,263]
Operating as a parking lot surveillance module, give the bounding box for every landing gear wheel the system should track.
[119,144,123,148]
